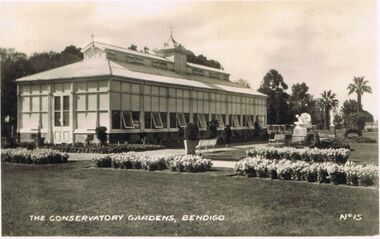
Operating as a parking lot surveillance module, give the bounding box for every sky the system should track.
[1,0,378,119]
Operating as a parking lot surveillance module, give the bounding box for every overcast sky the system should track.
[1,1,378,119]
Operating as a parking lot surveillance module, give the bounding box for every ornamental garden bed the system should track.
[93,152,213,173]
[234,157,378,187]
[248,145,350,163]
[1,148,69,164]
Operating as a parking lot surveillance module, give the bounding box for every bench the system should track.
[319,133,336,141]
[269,133,285,144]
[196,138,217,153]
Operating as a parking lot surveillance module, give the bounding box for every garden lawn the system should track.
[2,160,378,236]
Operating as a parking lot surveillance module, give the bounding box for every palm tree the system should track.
[347,76,372,112]
[319,90,339,130]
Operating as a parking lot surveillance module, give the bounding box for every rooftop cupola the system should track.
[154,32,192,74]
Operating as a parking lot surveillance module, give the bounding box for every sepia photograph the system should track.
[0,0,378,237]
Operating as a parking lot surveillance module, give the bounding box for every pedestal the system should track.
[292,126,307,142]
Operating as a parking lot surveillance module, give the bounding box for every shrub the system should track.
[93,155,112,168]
[165,155,213,172]
[184,123,199,141]
[95,127,108,146]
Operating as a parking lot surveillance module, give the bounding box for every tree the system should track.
[341,99,359,127]
[288,82,314,115]
[128,44,137,51]
[236,78,251,88]
[347,76,372,112]
[186,52,222,69]
[318,90,339,130]
[258,69,291,124]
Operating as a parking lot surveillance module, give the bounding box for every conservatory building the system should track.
[16,35,267,144]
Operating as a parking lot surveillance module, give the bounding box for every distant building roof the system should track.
[82,41,171,62]
[16,58,266,97]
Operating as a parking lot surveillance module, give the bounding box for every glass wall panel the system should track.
[30,113,39,128]
[76,112,86,129]
[121,94,130,110]
[87,94,97,110]
[86,112,96,129]
[20,85,30,95]
[21,97,30,112]
[54,83,63,93]
[31,85,40,94]
[41,113,48,129]
[183,99,190,113]
[87,81,97,92]
[168,98,176,112]
[76,95,86,111]
[98,80,108,92]
[112,111,121,129]
[144,95,151,111]
[99,93,108,110]
[99,112,109,127]
[121,82,130,92]
[131,94,139,111]
[110,93,120,110]
[144,85,151,95]
[151,86,159,95]
[131,84,140,94]
[111,81,120,92]
[41,96,48,111]
[152,96,159,112]
[160,97,167,112]
[159,87,166,96]
[75,82,86,92]
[176,98,183,112]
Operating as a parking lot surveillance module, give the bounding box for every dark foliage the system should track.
[207,119,218,139]
[95,127,107,145]
[184,123,199,141]
[258,69,291,124]
[187,52,222,69]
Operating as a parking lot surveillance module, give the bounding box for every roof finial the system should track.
[169,26,173,38]
[91,34,95,47]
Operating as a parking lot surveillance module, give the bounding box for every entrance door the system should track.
[53,95,71,143]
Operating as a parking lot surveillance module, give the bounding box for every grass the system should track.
[2,158,378,236]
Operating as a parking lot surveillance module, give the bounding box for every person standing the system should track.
[224,124,232,147]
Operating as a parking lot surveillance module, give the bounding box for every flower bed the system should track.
[93,153,213,173]
[248,145,350,163]
[235,157,378,187]
[1,148,69,164]
[163,155,213,172]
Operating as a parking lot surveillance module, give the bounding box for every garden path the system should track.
[67,143,267,168]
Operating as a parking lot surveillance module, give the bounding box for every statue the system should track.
[292,113,311,142]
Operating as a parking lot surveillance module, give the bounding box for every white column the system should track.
[70,81,75,143]
[47,83,53,143]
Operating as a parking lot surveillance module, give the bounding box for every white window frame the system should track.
[232,115,240,127]
[151,112,163,128]
[197,113,207,128]
[216,114,225,128]
[245,115,253,127]
[121,111,135,128]
[176,113,187,127]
